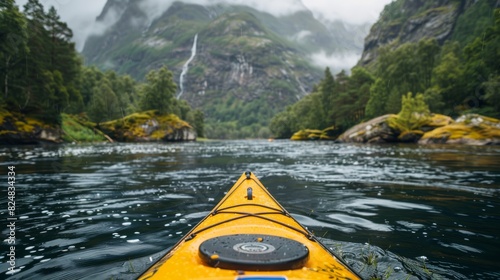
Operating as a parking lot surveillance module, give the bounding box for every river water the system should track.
[1,140,499,279]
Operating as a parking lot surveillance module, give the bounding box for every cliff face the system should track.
[359,0,497,66]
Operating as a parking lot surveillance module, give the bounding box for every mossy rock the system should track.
[99,110,196,142]
[0,110,62,144]
[398,130,425,142]
[420,114,454,131]
[419,114,500,145]
[388,113,454,141]
[291,127,336,141]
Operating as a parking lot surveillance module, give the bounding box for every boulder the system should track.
[290,126,340,141]
[337,115,399,143]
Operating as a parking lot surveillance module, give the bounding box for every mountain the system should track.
[359,0,499,66]
[81,0,368,138]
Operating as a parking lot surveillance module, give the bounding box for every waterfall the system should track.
[177,34,198,99]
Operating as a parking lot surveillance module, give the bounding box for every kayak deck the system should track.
[139,172,360,280]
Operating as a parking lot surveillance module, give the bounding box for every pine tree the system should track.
[192,109,205,137]
[389,92,431,132]
[43,70,69,121]
[431,45,465,113]
[44,6,82,114]
[319,67,335,128]
[139,66,177,114]
[22,0,49,113]
[89,78,119,124]
[365,78,389,118]
[0,0,28,106]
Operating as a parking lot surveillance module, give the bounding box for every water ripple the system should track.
[1,141,499,279]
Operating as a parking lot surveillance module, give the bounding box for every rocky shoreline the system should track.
[291,114,500,145]
[315,113,500,145]
[0,110,196,145]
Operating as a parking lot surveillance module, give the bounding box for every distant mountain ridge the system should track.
[81,0,369,138]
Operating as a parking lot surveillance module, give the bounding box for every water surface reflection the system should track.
[0,141,498,279]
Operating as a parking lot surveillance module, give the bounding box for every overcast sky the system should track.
[15,0,393,51]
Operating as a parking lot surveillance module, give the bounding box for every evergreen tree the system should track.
[22,0,49,112]
[484,75,500,114]
[42,70,69,121]
[374,40,439,114]
[319,67,335,128]
[462,8,500,115]
[44,6,82,114]
[415,39,440,90]
[333,67,374,128]
[269,107,294,138]
[365,78,390,118]
[0,0,28,106]
[431,44,465,114]
[80,66,104,107]
[139,66,176,114]
[89,78,119,124]
[192,109,205,137]
[388,92,430,132]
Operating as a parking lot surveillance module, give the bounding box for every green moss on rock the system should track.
[290,126,339,141]
[419,114,500,145]
[99,110,196,142]
[0,110,62,144]
[388,113,453,142]
[424,114,454,129]
[398,130,425,142]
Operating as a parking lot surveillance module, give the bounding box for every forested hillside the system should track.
[82,0,370,139]
[270,0,500,139]
[0,0,204,140]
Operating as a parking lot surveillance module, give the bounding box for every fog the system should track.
[15,0,392,51]
[309,51,361,73]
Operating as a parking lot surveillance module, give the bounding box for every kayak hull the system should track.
[139,172,361,280]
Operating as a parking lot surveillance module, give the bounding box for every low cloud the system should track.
[303,0,393,25]
[309,50,361,73]
[289,30,313,42]
[15,0,392,51]
[217,0,307,17]
[139,0,307,21]
[16,0,107,51]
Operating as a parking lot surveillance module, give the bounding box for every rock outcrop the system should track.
[0,110,197,144]
[336,113,500,145]
[419,114,500,145]
[0,111,63,144]
[98,111,196,142]
[290,126,341,141]
[359,0,494,66]
[337,115,398,143]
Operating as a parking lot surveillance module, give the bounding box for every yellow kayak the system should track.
[139,172,361,280]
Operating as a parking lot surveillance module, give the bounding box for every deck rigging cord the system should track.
[185,174,315,241]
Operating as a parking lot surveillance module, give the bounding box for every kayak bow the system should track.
[138,171,361,280]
